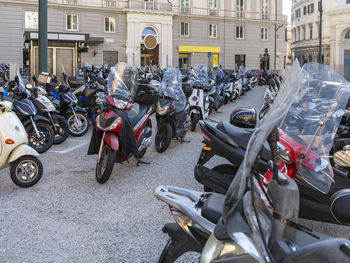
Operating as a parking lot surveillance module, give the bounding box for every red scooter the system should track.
[88,63,159,184]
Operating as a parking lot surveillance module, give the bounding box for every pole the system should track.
[39,0,48,73]
[274,0,277,71]
[318,0,323,63]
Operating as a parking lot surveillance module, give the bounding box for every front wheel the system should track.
[67,112,89,137]
[10,156,43,187]
[96,144,116,184]
[52,116,70,144]
[26,121,54,153]
[190,114,199,132]
[155,123,172,153]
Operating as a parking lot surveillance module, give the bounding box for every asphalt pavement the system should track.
[0,85,349,263]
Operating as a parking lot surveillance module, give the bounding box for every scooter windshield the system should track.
[223,62,350,261]
[107,62,138,101]
[160,67,186,103]
[194,65,209,81]
[281,63,350,194]
[16,72,31,98]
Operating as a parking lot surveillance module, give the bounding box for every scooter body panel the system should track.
[104,132,119,151]
[7,144,39,164]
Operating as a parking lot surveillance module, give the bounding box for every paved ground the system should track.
[0,85,349,263]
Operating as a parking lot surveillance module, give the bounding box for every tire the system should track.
[67,112,89,137]
[26,121,54,153]
[52,117,70,144]
[224,96,229,105]
[10,155,43,187]
[136,147,147,159]
[155,123,172,153]
[95,143,116,184]
[158,239,200,263]
[258,79,263,86]
[190,114,199,132]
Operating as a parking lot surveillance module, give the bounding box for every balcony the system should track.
[208,8,218,16]
[128,0,173,12]
[64,0,80,5]
[180,7,191,14]
[236,11,245,18]
[261,12,269,20]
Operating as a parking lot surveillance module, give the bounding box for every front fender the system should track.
[8,144,39,163]
[50,113,66,121]
[104,132,119,151]
[66,106,87,115]
[22,115,51,127]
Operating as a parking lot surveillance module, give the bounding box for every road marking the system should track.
[65,138,88,143]
[49,142,89,154]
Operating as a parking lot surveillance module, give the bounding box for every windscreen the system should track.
[160,67,186,102]
[194,65,209,81]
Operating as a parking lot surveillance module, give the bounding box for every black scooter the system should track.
[154,68,193,153]
[9,74,54,153]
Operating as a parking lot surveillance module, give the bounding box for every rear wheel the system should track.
[52,117,70,144]
[155,123,172,153]
[26,121,54,153]
[10,156,43,187]
[96,144,116,184]
[67,112,89,137]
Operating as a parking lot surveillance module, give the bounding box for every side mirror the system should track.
[230,107,257,128]
[32,75,38,83]
[334,149,350,167]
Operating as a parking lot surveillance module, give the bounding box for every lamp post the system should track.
[318,0,323,63]
[38,0,48,73]
[274,0,277,71]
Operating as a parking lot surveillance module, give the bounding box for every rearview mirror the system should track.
[230,107,257,128]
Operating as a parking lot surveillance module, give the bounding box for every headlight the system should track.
[277,142,292,164]
[42,100,56,112]
[96,114,121,131]
[113,98,128,109]
[157,102,170,116]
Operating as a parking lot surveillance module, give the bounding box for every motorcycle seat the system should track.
[217,121,272,161]
[127,104,149,128]
[201,193,225,224]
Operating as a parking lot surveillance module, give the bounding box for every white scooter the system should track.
[0,85,43,187]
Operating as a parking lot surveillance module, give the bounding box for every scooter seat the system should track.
[217,121,272,161]
[201,193,225,224]
[127,104,149,128]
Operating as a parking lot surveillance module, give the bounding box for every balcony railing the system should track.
[208,8,218,16]
[236,11,245,18]
[64,0,79,5]
[180,6,191,14]
[261,12,269,20]
[128,1,173,12]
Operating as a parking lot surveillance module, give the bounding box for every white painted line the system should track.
[65,138,88,143]
[49,142,88,154]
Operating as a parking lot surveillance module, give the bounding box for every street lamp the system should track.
[38,0,48,73]
[318,0,323,63]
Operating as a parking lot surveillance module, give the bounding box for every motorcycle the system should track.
[155,62,350,263]
[88,63,160,184]
[154,68,192,153]
[38,69,90,137]
[188,66,211,131]
[9,73,54,153]
[29,77,70,144]
[0,84,43,187]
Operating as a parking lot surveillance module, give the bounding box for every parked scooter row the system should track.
[154,62,350,262]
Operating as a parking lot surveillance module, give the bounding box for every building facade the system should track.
[291,0,350,79]
[0,0,287,76]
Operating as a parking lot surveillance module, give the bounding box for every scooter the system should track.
[88,63,160,184]
[154,68,192,153]
[9,73,54,153]
[0,84,43,187]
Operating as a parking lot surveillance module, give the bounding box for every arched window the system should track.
[142,27,157,40]
[345,29,350,39]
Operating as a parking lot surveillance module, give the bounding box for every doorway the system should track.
[179,53,189,68]
[345,50,350,80]
[140,44,159,66]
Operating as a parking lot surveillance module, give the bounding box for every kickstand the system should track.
[136,158,150,166]
[181,138,191,144]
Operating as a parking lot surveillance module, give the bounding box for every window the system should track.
[25,11,38,29]
[180,22,189,36]
[235,54,246,68]
[209,24,217,38]
[303,6,306,15]
[309,54,313,62]
[303,26,306,40]
[261,27,268,40]
[297,27,300,41]
[209,0,217,9]
[104,17,115,33]
[311,3,314,12]
[66,14,78,31]
[261,0,268,19]
[180,0,190,14]
[236,0,244,17]
[236,26,244,39]
[345,30,350,39]
[103,51,118,66]
[309,24,313,39]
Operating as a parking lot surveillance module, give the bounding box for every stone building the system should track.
[0,0,287,76]
[291,0,350,79]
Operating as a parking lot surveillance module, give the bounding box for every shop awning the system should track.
[24,31,89,42]
[178,46,220,53]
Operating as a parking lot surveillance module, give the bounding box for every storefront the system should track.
[23,31,89,76]
[178,46,220,68]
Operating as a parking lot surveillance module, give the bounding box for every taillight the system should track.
[200,126,212,143]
